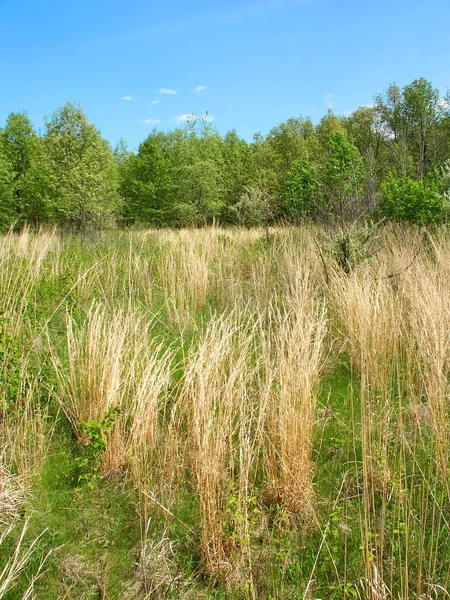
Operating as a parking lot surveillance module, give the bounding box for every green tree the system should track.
[0,135,16,230]
[45,102,119,231]
[374,79,450,179]
[169,120,225,225]
[113,138,132,166]
[2,112,42,224]
[266,117,313,190]
[283,152,321,220]
[402,78,444,178]
[315,110,346,160]
[20,136,56,226]
[221,130,253,219]
[373,83,411,177]
[119,134,173,226]
[322,132,366,221]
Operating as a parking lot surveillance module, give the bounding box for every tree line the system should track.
[1,77,450,231]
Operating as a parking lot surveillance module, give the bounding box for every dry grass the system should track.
[263,271,327,516]
[3,224,450,597]
[178,312,261,579]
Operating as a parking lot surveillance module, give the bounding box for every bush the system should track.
[229,186,273,227]
[380,174,448,225]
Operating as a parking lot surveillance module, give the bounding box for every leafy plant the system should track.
[75,407,120,488]
[380,173,448,225]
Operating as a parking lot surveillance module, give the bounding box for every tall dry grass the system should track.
[263,272,327,516]
[178,312,262,580]
[4,224,450,597]
[49,302,176,512]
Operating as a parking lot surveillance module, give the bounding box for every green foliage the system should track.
[221,130,254,215]
[2,112,55,226]
[224,482,260,548]
[374,79,450,179]
[229,186,273,227]
[0,136,16,230]
[380,173,448,225]
[323,132,366,221]
[45,102,119,231]
[173,159,224,225]
[316,109,347,158]
[0,314,22,410]
[283,152,321,220]
[0,78,450,229]
[75,408,120,488]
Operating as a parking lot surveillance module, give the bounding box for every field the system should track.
[1,224,450,599]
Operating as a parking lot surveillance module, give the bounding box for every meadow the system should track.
[1,224,450,599]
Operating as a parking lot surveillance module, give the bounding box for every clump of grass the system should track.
[178,313,261,581]
[50,302,177,491]
[122,533,190,600]
[0,463,25,530]
[157,230,217,327]
[0,520,50,599]
[263,273,327,517]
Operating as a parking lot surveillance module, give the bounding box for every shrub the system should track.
[380,173,448,225]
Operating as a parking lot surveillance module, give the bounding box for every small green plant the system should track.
[75,407,120,488]
[224,482,260,548]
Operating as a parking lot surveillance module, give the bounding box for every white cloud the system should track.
[121,94,136,101]
[158,88,177,95]
[343,110,352,116]
[140,118,161,124]
[193,85,208,95]
[324,94,333,109]
[174,112,215,124]
[148,99,160,106]
[175,113,196,124]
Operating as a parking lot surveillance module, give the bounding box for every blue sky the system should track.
[1,0,449,150]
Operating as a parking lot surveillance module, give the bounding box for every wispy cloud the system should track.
[158,88,177,95]
[148,99,160,106]
[87,1,324,48]
[174,112,214,124]
[324,94,333,109]
[193,85,208,95]
[140,118,161,124]
[121,94,136,101]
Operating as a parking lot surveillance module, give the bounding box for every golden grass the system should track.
[3,224,450,596]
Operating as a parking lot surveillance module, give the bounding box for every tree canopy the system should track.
[1,78,450,231]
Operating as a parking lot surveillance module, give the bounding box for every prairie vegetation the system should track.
[1,223,450,599]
